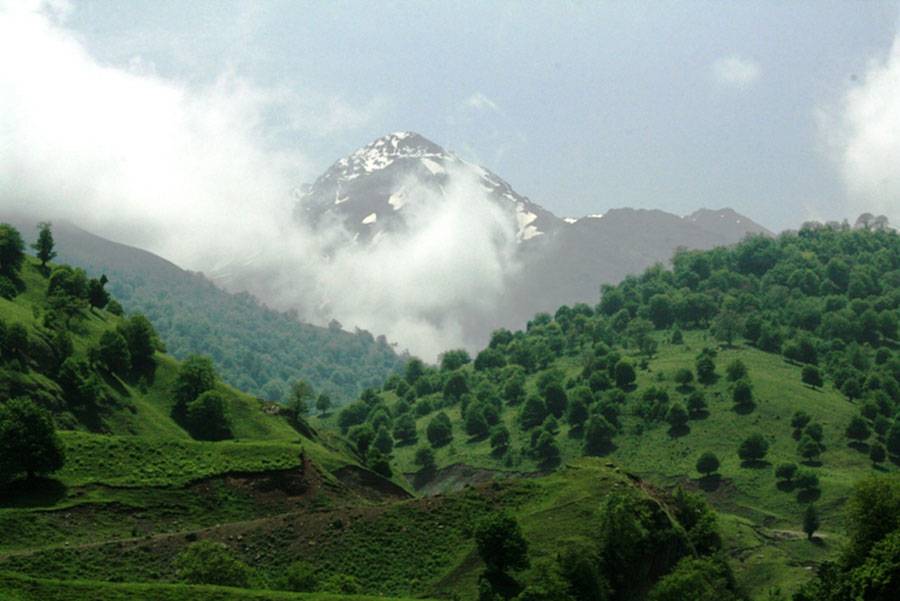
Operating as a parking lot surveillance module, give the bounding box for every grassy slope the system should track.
[1,258,299,441]
[0,459,642,599]
[0,572,428,601]
[360,331,893,597]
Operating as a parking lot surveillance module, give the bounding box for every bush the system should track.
[801,365,823,388]
[281,561,317,592]
[174,540,252,587]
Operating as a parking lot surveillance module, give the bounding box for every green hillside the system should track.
[2,215,405,403]
[3,221,900,601]
[320,224,900,598]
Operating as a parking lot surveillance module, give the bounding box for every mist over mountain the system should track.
[220,131,770,356]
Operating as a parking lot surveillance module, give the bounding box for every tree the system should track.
[465,404,490,439]
[393,413,417,444]
[614,360,636,389]
[0,398,65,481]
[801,365,823,388]
[173,355,217,407]
[666,403,689,431]
[287,379,315,417]
[405,358,425,384]
[490,424,510,456]
[440,349,471,371]
[185,390,232,441]
[798,435,823,463]
[475,347,506,371]
[118,314,158,371]
[443,371,469,401]
[174,541,251,587]
[543,382,568,418]
[584,415,615,456]
[696,452,720,477]
[0,223,25,277]
[414,446,435,473]
[373,426,394,454]
[57,357,102,407]
[725,359,747,382]
[686,390,707,417]
[87,275,110,310]
[96,329,130,376]
[673,368,694,389]
[533,431,560,465]
[695,355,716,385]
[520,395,548,430]
[887,422,900,457]
[791,411,812,437]
[775,463,797,482]
[427,412,453,447]
[732,379,754,407]
[474,513,529,575]
[566,387,591,429]
[738,433,768,464]
[31,222,56,269]
[846,415,871,443]
[366,448,392,477]
[712,309,743,347]
[795,470,819,492]
[315,393,331,415]
[802,504,819,540]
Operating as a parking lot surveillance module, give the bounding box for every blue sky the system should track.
[22,1,900,229]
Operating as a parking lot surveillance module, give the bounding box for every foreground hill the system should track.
[322,222,900,597]
[2,215,405,403]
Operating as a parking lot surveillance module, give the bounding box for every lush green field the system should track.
[0,572,428,601]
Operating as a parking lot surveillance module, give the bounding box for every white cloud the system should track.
[464,91,501,113]
[821,33,900,224]
[0,2,521,360]
[712,55,761,88]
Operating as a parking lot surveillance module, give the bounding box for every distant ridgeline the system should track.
[2,217,405,404]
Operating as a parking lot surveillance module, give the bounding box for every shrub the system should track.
[174,541,251,587]
[427,412,453,447]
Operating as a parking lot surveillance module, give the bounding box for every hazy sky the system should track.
[58,0,900,230]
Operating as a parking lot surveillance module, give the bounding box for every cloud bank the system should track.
[824,32,900,224]
[0,2,519,360]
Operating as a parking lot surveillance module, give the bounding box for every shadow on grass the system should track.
[467,433,489,444]
[776,480,797,493]
[801,459,823,468]
[698,474,722,492]
[668,424,690,438]
[394,438,417,448]
[567,426,584,439]
[797,487,822,503]
[740,459,770,469]
[733,401,756,415]
[585,441,618,457]
[848,441,870,454]
[0,477,67,508]
[689,410,710,421]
